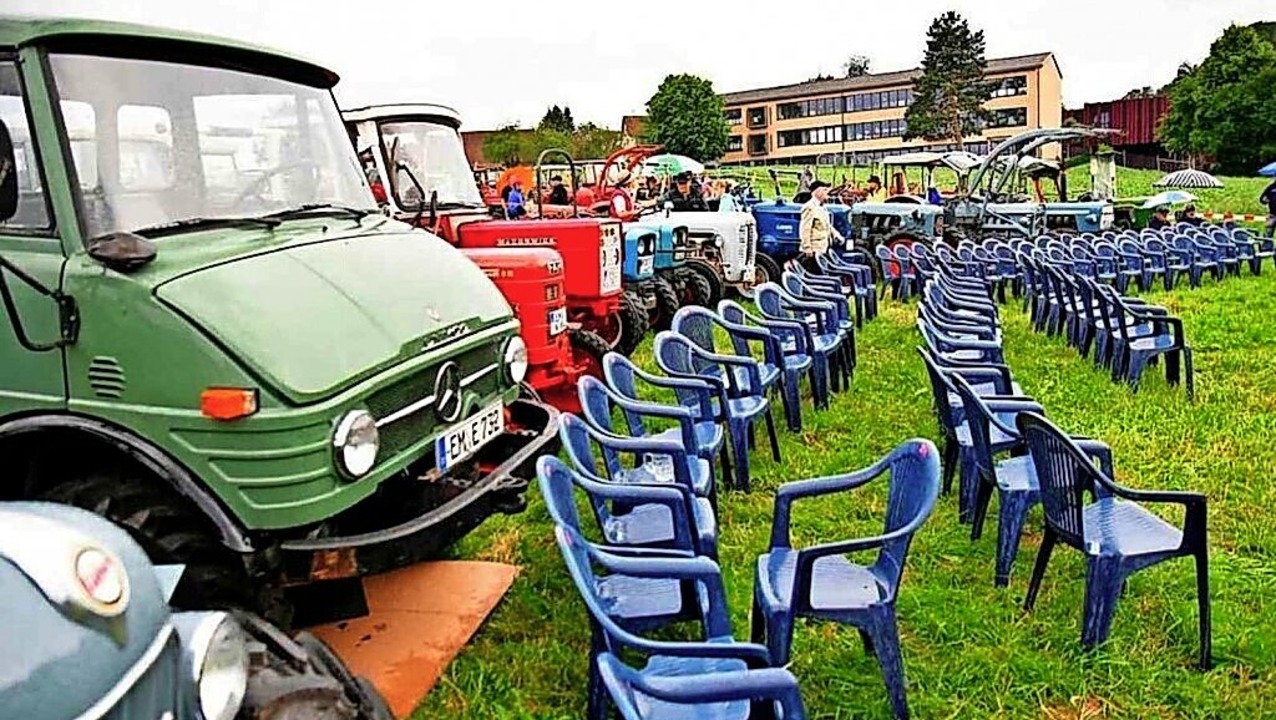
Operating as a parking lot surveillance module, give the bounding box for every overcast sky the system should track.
[11,0,1273,130]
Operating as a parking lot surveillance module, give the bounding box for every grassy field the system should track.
[720,164,1272,218]
[415,268,1276,718]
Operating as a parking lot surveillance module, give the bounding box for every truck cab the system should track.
[0,16,556,614]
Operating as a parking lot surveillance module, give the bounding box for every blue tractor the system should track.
[751,197,853,286]
[627,215,714,311]
[0,501,391,719]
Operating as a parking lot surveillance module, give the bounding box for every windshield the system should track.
[49,54,375,239]
[379,120,482,208]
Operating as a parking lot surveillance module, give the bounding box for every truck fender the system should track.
[0,413,253,552]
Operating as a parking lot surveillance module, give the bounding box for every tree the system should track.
[644,74,730,161]
[1159,24,1276,174]
[903,11,990,148]
[843,54,871,78]
[1251,21,1276,48]
[483,124,528,166]
[570,123,622,160]
[538,105,575,134]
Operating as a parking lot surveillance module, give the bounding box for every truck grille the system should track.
[737,222,756,269]
[367,343,503,461]
[103,625,183,719]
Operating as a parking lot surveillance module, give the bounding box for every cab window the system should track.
[0,60,51,231]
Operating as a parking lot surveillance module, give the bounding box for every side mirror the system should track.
[0,119,17,222]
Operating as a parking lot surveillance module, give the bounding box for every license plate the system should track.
[435,403,504,472]
[548,307,568,336]
[638,257,654,275]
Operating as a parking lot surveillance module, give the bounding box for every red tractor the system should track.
[461,248,607,413]
[343,103,636,414]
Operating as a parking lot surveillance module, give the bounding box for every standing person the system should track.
[1262,179,1276,238]
[547,175,570,205]
[506,180,527,219]
[799,180,842,271]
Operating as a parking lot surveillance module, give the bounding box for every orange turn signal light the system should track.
[201,388,259,421]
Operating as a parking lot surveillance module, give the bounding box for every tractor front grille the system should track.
[737,222,756,270]
[102,625,183,719]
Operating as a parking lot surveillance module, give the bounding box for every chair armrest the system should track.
[615,638,774,665]
[628,668,802,705]
[769,463,888,547]
[1070,437,1115,480]
[685,345,765,396]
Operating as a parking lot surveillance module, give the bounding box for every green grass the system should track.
[416,272,1276,719]
[721,164,1271,218]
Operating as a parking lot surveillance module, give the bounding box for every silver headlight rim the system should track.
[189,612,248,720]
[333,408,380,479]
[504,335,529,384]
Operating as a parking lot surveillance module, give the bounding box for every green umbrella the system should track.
[644,153,705,176]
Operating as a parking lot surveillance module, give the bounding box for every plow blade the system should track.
[308,561,518,718]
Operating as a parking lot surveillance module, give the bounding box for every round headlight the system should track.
[504,335,529,384]
[192,614,248,720]
[713,234,724,248]
[333,409,379,478]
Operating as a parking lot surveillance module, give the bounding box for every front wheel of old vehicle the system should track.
[747,253,783,297]
[569,327,611,380]
[684,261,724,306]
[38,468,270,619]
[617,292,650,356]
[649,276,681,331]
[674,267,714,308]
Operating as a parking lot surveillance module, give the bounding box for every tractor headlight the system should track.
[333,409,379,478]
[190,613,249,720]
[504,335,529,384]
[713,234,724,248]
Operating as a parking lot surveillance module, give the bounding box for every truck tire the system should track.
[618,291,650,356]
[39,469,261,615]
[568,327,610,379]
[674,267,713,308]
[752,253,783,293]
[685,260,724,306]
[649,276,681,331]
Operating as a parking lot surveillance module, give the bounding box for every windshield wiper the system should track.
[262,203,374,222]
[131,216,281,238]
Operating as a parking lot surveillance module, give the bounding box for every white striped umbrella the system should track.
[1153,169,1224,189]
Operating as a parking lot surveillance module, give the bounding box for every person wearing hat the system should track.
[662,171,707,212]
[865,175,886,202]
[1180,204,1204,227]
[609,173,640,221]
[1148,205,1171,230]
[799,180,843,270]
[547,174,570,205]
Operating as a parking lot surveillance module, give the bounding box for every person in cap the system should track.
[799,180,844,270]
[547,174,570,205]
[1179,203,1203,227]
[1148,205,1171,230]
[637,174,661,203]
[865,174,886,203]
[662,170,707,212]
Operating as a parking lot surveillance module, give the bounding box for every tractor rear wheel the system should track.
[649,276,681,331]
[38,467,265,616]
[685,260,724,306]
[748,253,783,297]
[617,291,650,356]
[674,267,713,308]
[568,327,611,379]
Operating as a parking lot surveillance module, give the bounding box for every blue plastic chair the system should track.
[718,299,813,431]
[1016,413,1211,669]
[876,244,906,300]
[557,416,719,558]
[1146,237,1187,290]
[951,375,1049,586]
[655,330,780,493]
[751,439,940,720]
[602,352,733,487]
[553,522,759,720]
[816,251,878,324]
[1233,228,1273,274]
[578,375,720,509]
[755,282,846,403]
[596,650,807,720]
[782,271,856,385]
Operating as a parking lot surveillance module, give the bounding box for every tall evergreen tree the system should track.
[903,11,990,148]
[538,105,575,134]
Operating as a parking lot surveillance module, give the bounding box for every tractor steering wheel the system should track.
[233,161,322,209]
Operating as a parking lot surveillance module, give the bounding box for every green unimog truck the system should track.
[0,16,557,618]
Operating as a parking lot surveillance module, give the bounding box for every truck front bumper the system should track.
[276,399,559,584]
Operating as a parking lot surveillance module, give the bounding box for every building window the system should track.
[777,96,845,120]
[777,124,849,148]
[724,108,742,125]
[748,106,767,128]
[845,117,908,141]
[748,134,768,155]
[989,75,1028,99]
[988,107,1027,128]
[1096,109,1111,128]
[727,135,743,152]
[845,88,913,114]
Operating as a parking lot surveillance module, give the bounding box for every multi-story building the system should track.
[719,53,1063,165]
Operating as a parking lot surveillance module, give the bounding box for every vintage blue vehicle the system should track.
[0,502,390,719]
[627,214,714,309]
[751,198,853,285]
[847,199,944,248]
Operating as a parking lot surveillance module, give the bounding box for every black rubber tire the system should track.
[685,260,725,306]
[649,276,681,331]
[569,326,611,376]
[38,469,259,614]
[674,267,713,308]
[295,632,395,720]
[753,253,783,292]
[618,291,650,356]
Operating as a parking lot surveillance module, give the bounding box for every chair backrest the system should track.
[560,411,621,479]
[579,375,651,442]
[537,455,587,534]
[950,375,1009,481]
[1016,412,1098,549]
[875,439,942,585]
[670,306,721,378]
[916,347,961,431]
